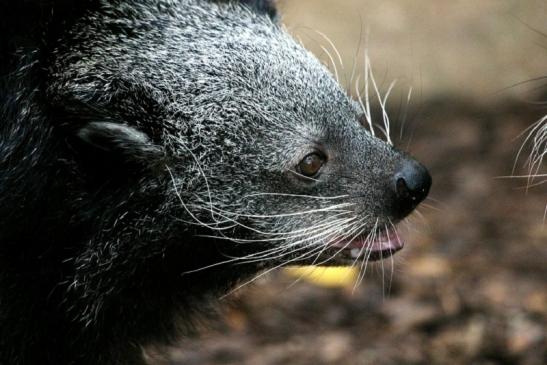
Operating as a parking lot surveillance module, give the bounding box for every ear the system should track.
[216,0,278,19]
[241,0,277,19]
[77,122,162,162]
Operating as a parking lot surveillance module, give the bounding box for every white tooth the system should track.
[351,248,360,258]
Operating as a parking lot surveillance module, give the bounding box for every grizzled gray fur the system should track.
[0,0,430,364]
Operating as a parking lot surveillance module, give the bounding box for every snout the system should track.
[391,158,432,219]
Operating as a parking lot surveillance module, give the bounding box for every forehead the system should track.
[53,0,365,146]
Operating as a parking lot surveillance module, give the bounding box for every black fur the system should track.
[1,3,275,364]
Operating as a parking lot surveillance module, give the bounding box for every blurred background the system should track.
[156,1,547,364]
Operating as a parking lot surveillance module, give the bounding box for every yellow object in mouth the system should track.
[283,266,358,288]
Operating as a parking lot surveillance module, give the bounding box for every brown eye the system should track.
[298,153,325,177]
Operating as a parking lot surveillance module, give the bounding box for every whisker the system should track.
[348,16,365,92]
[220,243,335,299]
[307,217,370,267]
[183,216,355,274]
[353,218,379,292]
[242,192,349,200]
[198,212,354,241]
[318,44,340,84]
[513,115,546,179]
[229,219,358,265]
[355,73,374,136]
[399,87,413,141]
[419,202,443,212]
[208,203,354,219]
[314,30,344,71]
[284,220,365,289]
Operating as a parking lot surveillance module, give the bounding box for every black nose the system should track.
[392,159,432,218]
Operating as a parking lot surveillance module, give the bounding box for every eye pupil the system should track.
[299,153,324,177]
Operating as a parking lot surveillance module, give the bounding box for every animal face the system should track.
[48,0,431,271]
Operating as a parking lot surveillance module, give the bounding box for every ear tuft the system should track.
[77,122,161,160]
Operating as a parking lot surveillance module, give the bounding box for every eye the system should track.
[298,153,325,177]
[358,113,369,128]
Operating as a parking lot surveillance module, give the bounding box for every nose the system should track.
[392,159,432,218]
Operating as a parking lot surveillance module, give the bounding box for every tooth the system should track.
[351,248,360,258]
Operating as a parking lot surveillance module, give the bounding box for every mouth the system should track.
[319,226,404,265]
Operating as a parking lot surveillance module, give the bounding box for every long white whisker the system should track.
[220,242,334,299]
[242,192,349,200]
[166,165,225,232]
[399,87,413,141]
[188,211,351,242]
[184,215,356,274]
[314,30,344,71]
[355,74,374,135]
[319,44,340,84]
[311,217,371,268]
[195,214,354,243]
[229,218,358,265]
[208,203,354,219]
[355,218,379,291]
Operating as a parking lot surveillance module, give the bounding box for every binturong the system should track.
[0,0,432,364]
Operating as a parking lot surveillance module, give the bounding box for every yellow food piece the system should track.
[283,266,358,288]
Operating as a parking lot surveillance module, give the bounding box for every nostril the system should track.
[395,177,410,199]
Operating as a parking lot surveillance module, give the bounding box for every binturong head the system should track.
[46,0,432,282]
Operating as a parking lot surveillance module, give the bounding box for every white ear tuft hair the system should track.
[77,122,162,159]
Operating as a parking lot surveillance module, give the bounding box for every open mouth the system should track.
[324,226,404,264]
